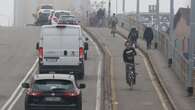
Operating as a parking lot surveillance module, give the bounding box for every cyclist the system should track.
[123,41,137,84]
[128,28,138,48]
[84,37,89,60]
[110,13,118,37]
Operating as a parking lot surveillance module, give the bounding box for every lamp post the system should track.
[154,0,159,49]
[108,0,111,17]
[136,0,140,28]
[116,0,118,14]
[187,0,194,96]
[168,0,174,68]
[123,0,125,13]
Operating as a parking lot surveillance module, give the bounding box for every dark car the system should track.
[58,15,80,25]
[22,74,86,110]
[36,13,50,25]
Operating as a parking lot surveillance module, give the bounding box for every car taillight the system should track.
[64,91,79,96]
[53,17,58,22]
[27,89,43,96]
[39,47,43,59]
[79,47,84,59]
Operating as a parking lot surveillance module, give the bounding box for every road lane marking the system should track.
[82,31,102,110]
[1,58,38,110]
[104,46,118,110]
[118,35,169,110]
[7,89,24,110]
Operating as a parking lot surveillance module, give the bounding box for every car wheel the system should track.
[78,63,84,80]
[76,97,82,110]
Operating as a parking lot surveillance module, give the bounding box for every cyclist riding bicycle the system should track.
[110,13,118,37]
[123,41,136,84]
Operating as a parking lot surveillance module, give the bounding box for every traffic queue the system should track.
[22,4,88,110]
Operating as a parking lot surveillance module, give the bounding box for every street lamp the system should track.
[187,0,194,96]
[155,0,159,49]
[116,0,118,14]
[108,0,111,17]
[123,0,125,13]
[136,0,140,28]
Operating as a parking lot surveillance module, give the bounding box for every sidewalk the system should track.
[117,27,195,110]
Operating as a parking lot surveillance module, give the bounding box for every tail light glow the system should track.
[53,17,58,22]
[39,47,43,59]
[64,91,79,96]
[79,47,84,59]
[27,89,43,96]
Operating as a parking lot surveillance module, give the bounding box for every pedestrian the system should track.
[128,28,139,48]
[110,13,118,37]
[84,38,89,60]
[143,27,153,49]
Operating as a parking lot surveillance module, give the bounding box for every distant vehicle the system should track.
[22,74,86,110]
[34,4,54,25]
[58,15,80,25]
[40,4,54,9]
[36,12,50,26]
[50,10,71,24]
[37,24,85,79]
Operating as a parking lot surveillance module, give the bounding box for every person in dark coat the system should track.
[143,27,153,49]
[128,28,139,48]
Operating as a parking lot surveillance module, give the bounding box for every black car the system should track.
[22,74,86,110]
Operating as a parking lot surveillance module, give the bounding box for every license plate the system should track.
[45,97,61,102]
[46,59,57,62]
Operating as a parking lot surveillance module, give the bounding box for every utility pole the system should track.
[155,0,159,48]
[168,0,174,68]
[136,0,140,28]
[108,0,111,17]
[116,0,118,14]
[123,0,125,13]
[187,0,194,96]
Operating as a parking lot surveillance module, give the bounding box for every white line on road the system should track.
[1,58,38,110]
[82,31,102,110]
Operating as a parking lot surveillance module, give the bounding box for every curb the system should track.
[82,26,113,110]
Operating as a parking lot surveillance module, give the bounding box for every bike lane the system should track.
[87,27,164,110]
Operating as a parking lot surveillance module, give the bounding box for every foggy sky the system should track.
[0,0,191,26]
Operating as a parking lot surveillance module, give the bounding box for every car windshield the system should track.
[32,80,74,92]
[55,12,70,18]
[41,5,53,9]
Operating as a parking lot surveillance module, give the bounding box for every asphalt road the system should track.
[87,27,164,110]
[0,27,40,107]
[11,31,101,110]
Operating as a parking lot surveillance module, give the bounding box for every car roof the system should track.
[34,74,75,81]
[42,24,81,28]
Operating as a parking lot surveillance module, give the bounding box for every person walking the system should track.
[110,13,118,37]
[128,28,139,48]
[143,27,153,49]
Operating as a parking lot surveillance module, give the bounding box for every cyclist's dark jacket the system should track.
[123,47,136,63]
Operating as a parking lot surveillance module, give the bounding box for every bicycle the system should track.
[126,63,136,89]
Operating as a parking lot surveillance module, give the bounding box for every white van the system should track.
[37,24,85,79]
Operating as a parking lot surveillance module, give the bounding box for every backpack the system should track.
[84,42,89,50]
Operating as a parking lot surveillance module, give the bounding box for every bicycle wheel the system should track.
[127,73,134,89]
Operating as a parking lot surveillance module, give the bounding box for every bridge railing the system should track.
[118,14,192,87]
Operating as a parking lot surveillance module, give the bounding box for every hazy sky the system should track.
[92,0,190,13]
[0,0,191,26]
